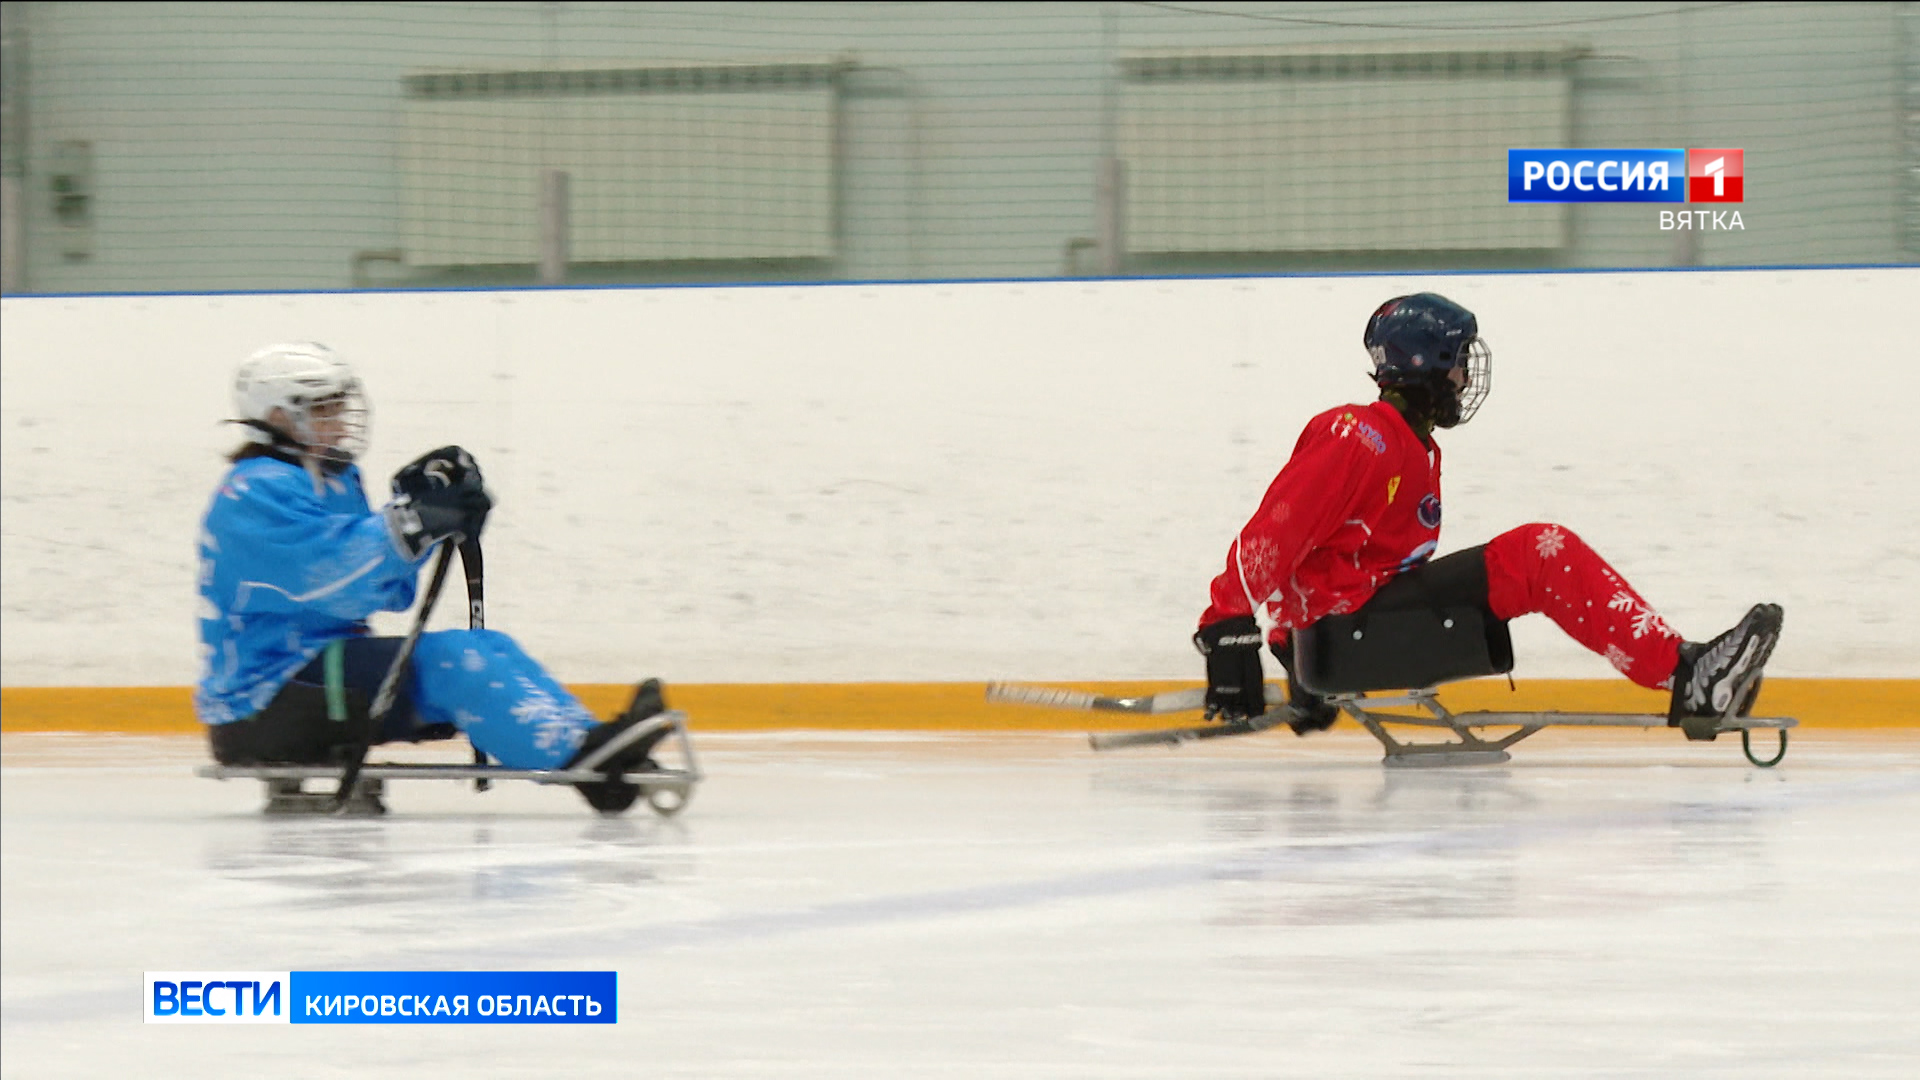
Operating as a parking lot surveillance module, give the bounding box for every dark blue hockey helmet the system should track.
[1363,293,1490,427]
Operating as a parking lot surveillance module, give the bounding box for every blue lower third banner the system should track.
[146,971,616,1024]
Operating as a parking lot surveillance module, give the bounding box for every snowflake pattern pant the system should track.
[1482,523,1683,689]
[410,628,600,770]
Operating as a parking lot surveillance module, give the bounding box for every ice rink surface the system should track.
[4,728,1919,1079]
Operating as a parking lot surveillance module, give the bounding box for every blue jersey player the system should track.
[194,342,666,809]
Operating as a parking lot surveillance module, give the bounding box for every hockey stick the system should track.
[985,682,1287,715]
[332,541,457,810]
[458,536,490,790]
[460,535,485,631]
[986,682,1299,751]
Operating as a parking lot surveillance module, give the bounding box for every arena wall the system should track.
[4,267,1915,728]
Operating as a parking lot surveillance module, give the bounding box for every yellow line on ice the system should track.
[1,679,1915,733]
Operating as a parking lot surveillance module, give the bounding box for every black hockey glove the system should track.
[384,446,492,560]
[1194,615,1266,721]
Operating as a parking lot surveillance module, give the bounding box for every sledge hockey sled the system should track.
[195,710,703,817]
[990,600,1796,768]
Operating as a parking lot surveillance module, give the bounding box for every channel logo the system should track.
[145,972,289,1024]
[1688,148,1743,203]
[1508,149,1743,204]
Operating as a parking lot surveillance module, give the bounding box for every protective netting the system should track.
[1,1,1914,295]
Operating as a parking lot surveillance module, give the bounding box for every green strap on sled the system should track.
[322,639,347,723]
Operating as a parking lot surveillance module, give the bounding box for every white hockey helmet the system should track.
[232,342,370,465]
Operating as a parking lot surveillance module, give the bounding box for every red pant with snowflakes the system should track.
[1482,523,1682,690]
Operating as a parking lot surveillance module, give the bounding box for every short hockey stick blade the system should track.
[1087,709,1297,751]
[986,681,1286,716]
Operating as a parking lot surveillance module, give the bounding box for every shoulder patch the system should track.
[1329,410,1387,455]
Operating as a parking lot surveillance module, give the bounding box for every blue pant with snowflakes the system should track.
[410,629,598,770]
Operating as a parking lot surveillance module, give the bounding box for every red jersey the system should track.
[1201,399,1442,639]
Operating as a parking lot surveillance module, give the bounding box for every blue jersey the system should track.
[195,453,422,724]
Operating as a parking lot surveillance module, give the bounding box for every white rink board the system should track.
[2,268,1916,686]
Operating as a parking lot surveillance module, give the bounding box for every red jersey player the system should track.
[1194,292,1784,735]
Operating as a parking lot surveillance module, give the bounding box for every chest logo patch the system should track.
[1418,493,1442,529]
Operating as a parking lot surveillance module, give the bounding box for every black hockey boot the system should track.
[1667,604,1784,741]
[1285,680,1340,736]
[1275,644,1339,735]
[568,679,673,814]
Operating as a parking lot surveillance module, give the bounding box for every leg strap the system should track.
[323,639,348,724]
